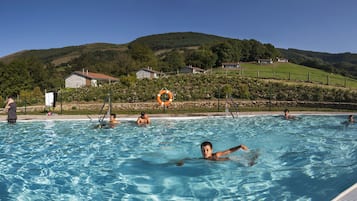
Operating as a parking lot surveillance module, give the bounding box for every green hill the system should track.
[0,43,127,65]
[214,62,357,88]
[1,32,356,79]
[130,32,229,50]
[279,48,357,78]
[0,32,229,65]
[1,31,356,98]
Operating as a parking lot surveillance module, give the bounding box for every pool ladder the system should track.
[226,98,239,118]
[98,93,112,123]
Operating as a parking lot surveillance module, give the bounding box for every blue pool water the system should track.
[0,115,356,200]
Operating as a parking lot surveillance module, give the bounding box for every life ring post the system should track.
[156,89,173,109]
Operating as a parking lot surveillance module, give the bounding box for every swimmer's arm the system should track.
[215,144,248,158]
[176,160,184,166]
[4,102,10,111]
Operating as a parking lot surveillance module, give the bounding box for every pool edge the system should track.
[332,183,357,201]
[0,111,355,122]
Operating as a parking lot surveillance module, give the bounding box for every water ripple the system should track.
[0,116,355,200]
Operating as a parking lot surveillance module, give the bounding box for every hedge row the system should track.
[59,74,357,103]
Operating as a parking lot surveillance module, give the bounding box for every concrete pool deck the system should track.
[332,183,357,201]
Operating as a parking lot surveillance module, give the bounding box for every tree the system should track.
[117,52,136,75]
[128,43,158,68]
[222,84,233,98]
[184,48,217,68]
[211,42,234,66]
[19,90,31,104]
[211,40,241,66]
[162,50,185,70]
[0,59,34,97]
[248,39,265,61]
[263,43,280,59]
[240,40,252,62]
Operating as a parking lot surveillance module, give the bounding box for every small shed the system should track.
[277,57,289,63]
[136,67,164,79]
[65,70,118,88]
[221,62,240,68]
[180,66,206,74]
[257,59,273,65]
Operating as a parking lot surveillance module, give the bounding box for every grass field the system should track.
[213,62,357,89]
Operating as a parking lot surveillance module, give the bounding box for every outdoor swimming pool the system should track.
[0,115,356,200]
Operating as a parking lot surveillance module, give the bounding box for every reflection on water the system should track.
[0,115,356,200]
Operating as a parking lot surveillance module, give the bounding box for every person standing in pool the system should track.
[4,96,17,124]
[109,113,119,124]
[200,141,249,161]
[348,115,354,123]
[283,109,295,120]
[108,113,120,128]
[136,112,150,125]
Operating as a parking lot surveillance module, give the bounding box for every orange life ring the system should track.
[157,90,173,106]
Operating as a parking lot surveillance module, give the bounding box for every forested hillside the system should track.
[129,32,229,50]
[0,32,356,99]
[279,48,357,78]
[0,32,280,97]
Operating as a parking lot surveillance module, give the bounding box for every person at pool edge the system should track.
[136,112,150,125]
[348,115,354,123]
[201,141,248,161]
[4,95,17,124]
[96,113,119,129]
[109,113,119,125]
[283,109,295,120]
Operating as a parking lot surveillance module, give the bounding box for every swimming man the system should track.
[176,141,251,166]
[201,141,248,161]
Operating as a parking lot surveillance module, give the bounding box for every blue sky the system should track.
[1,0,357,58]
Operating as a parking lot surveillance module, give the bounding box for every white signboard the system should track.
[45,92,55,107]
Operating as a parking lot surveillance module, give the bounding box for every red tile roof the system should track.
[73,71,119,81]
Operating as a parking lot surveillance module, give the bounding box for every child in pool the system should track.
[200,141,248,161]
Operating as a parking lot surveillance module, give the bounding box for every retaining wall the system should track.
[12,100,357,113]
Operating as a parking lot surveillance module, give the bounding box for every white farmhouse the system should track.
[257,58,273,65]
[180,65,206,74]
[136,67,164,79]
[221,62,240,68]
[277,57,289,63]
[65,70,118,88]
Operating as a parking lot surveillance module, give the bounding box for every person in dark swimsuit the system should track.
[200,141,248,161]
[348,115,354,123]
[5,96,17,124]
[283,109,295,120]
[136,112,150,125]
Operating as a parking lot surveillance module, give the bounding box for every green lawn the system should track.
[213,62,357,89]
